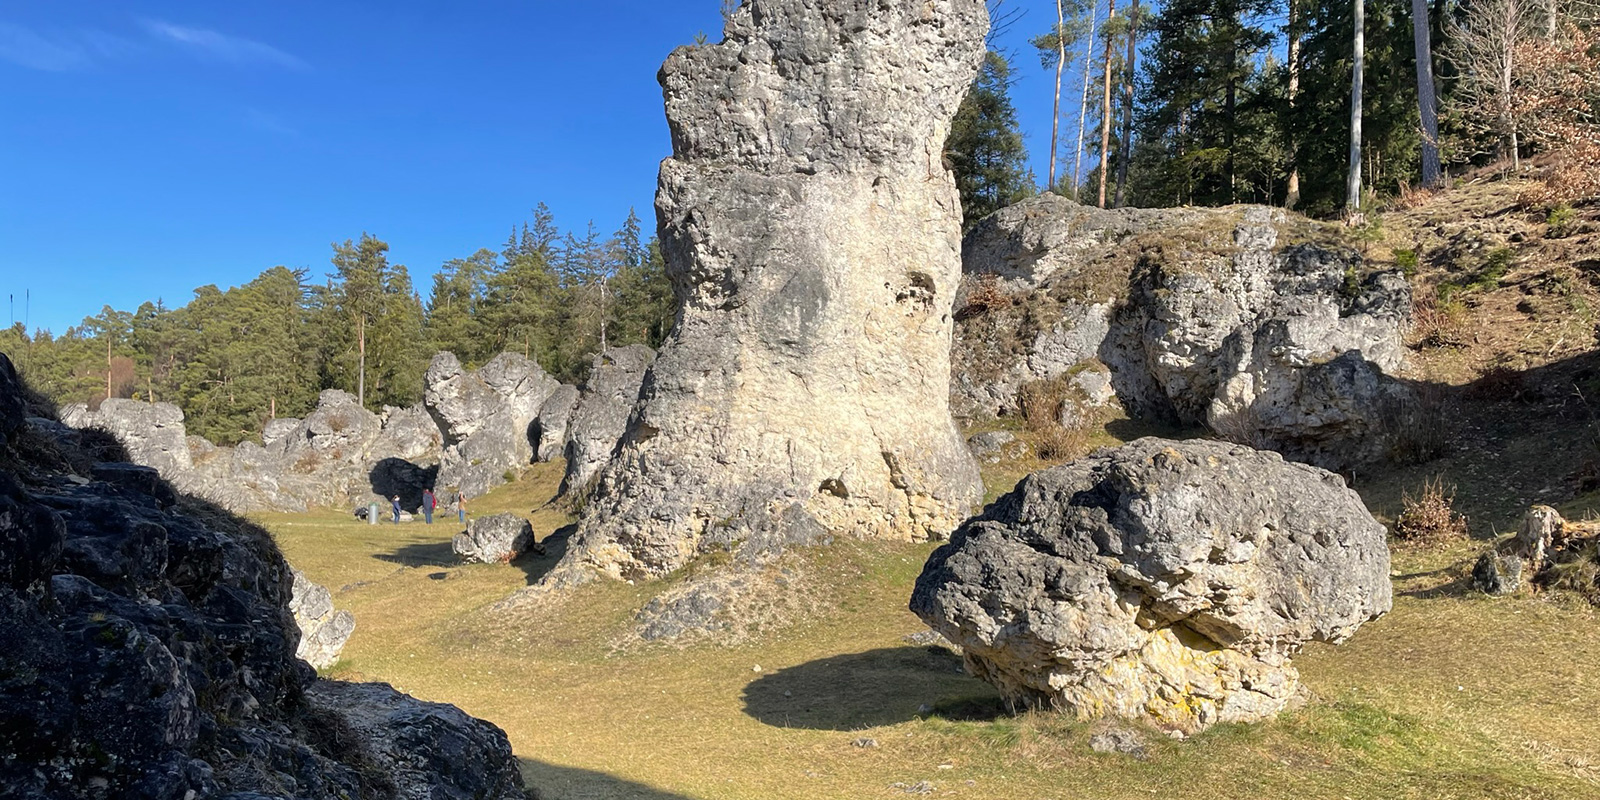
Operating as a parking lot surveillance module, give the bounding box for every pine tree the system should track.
[947,50,1033,229]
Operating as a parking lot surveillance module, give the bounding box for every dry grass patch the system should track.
[1394,478,1472,549]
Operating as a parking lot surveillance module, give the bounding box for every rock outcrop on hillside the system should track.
[61,350,582,514]
[0,353,528,799]
[561,0,988,583]
[426,352,562,499]
[954,195,1413,469]
[911,438,1392,734]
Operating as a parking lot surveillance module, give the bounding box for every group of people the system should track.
[386,488,469,525]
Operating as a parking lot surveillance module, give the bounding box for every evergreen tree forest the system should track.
[0,206,674,446]
[947,0,1600,219]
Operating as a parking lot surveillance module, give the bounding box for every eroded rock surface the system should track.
[955,196,1412,469]
[0,353,528,800]
[911,438,1392,733]
[564,0,988,582]
[558,345,655,497]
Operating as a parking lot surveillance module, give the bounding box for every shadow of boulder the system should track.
[516,758,696,800]
[740,646,998,730]
[369,458,439,512]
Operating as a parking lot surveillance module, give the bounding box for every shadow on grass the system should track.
[741,646,1001,731]
[513,523,575,585]
[518,758,696,800]
[375,540,457,569]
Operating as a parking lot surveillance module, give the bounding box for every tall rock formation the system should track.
[564,0,989,581]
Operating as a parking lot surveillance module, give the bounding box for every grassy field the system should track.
[261,459,1600,800]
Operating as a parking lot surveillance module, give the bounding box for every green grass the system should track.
[259,461,1600,799]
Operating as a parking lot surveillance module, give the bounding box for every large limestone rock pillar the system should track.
[567,0,988,581]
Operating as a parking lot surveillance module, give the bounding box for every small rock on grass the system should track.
[1088,728,1150,760]
[851,737,879,749]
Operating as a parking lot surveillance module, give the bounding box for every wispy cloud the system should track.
[140,20,307,71]
[0,22,93,71]
[243,107,300,137]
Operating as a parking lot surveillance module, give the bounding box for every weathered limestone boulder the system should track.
[954,197,1412,469]
[290,568,355,670]
[562,0,988,582]
[558,345,655,497]
[911,438,1392,734]
[0,353,527,800]
[60,399,193,476]
[533,384,581,463]
[453,512,540,564]
[427,352,561,499]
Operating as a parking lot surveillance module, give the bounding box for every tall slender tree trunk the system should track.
[1348,0,1366,213]
[1286,0,1303,209]
[1500,0,1520,170]
[105,337,112,403]
[1074,0,1101,201]
[1050,0,1067,190]
[357,316,366,408]
[1226,40,1239,203]
[1098,0,1118,208]
[1412,0,1441,186]
[1114,0,1139,208]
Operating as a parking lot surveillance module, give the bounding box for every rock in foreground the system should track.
[0,354,528,799]
[911,438,1392,733]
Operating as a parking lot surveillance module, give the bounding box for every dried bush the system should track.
[957,273,1012,320]
[1208,406,1276,451]
[1468,364,1527,401]
[1033,421,1089,461]
[1394,477,1470,548]
[1017,378,1070,432]
[1411,292,1467,349]
[1541,541,1600,604]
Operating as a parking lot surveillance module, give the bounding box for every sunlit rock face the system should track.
[562,0,989,581]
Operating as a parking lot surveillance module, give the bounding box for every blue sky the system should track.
[1,0,1085,335]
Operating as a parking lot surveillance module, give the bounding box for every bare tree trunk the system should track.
[1114,0,1139,208]
[1413,0,1442,186]
[1050,0,1067,190]
[1501,0,1520,170]
[1286,0,1304,209]
[1098,0,1119,208]
[1348,0,1366,214]
[357,315,366,408]
[1074,0,1101,201]
[105,337,112,403]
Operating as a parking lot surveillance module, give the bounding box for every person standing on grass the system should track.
[391,495,401,524]
[422,488,436,525]
[456,489,467,525]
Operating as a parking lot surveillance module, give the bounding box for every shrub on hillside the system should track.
[1394,477,1470,548]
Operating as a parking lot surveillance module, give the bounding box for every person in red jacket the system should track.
[422,488,436,525]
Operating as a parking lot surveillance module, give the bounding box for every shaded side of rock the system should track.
[558,345,654,498]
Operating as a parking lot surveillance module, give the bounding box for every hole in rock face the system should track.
[819,478,849,499]
[895,272,936,312]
